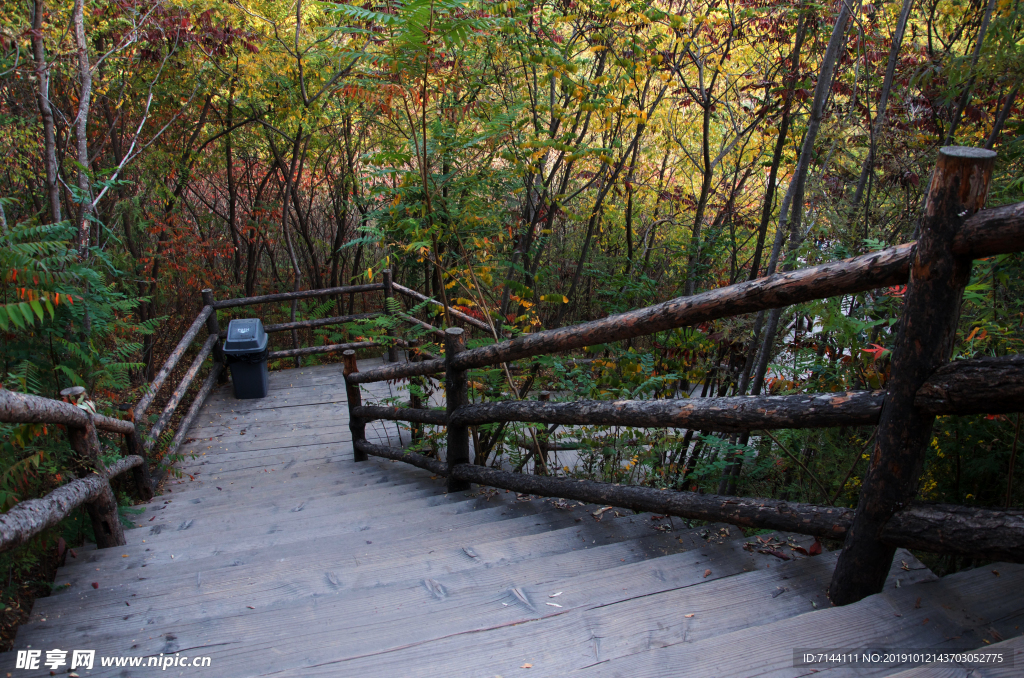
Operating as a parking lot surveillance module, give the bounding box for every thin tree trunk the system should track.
[72,0,93,257]
[985,79,1021,150]
[944,0,998,145]
[31,0,60,225]
[849,0,915,227]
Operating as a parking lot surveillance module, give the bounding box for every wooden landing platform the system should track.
[4,361,1024,676]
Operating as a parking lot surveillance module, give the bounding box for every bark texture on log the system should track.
[830,146,996,606]
[916,354,1024,415]
[0,388,91,427]
[452,245,915,371]
[213,283,384,308]
[353,440,448,476]
[253,313,378,334]
[452,464,853,536]
[880,503,1024,562]
[163,362,224,468]
[92,414,134,435]
[443,464,1024,561]
[953,200,1024,260]
[343,351,367,462]
[351,405,448,426]
[447,203,1023,373]
[0,456,142,554]
[134,306,213,420]
[268,341,380,360]
[143,334,218,454]
[383,269,399,363]
[124,426,153,501]
[445,328,471,493]
[0,389,135,435]
[392,283,498,334]
[346,358,446,384]
[451,391,885,430]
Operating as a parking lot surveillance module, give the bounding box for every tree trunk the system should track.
[31,0,61,225]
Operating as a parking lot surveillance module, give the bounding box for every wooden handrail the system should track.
[0,388,153,551]
[447,465,1024,562]
[213,283,384,308]
[339,158,1024,585]
[351,405,448,426]
[0,455,143,555]
[346,357,447,384]
[448,355,1024,429]
[268,341,381,360]
[143,333,218,454]
[440,204,1023,373]
[134,306,213,420]
[0,389,132,435]
[392,283,500,334]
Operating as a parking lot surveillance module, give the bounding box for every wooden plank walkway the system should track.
[4,360,1024,676]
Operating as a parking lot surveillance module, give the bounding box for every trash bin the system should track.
[223,318,269,399]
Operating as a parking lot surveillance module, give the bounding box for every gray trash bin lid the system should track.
[224,318,268,355]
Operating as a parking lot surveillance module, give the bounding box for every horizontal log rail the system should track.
[452,391,885,430]
[267,341,381,360]
[0,455,143,555]
[133,306,213,421]
[0,389,132,435]
[951,200,1024,259]
[351,405,448,426]
[448,355,1023,430]
[446,205,1024,373]
[159,363,224,482]
[214,312,380,335]
[143,334,218,454]
[392,283,501,335]
[351,440,1024,562]
[446,465,1024,562]
[353,440,448,475]
[212,283,384,309]
[346,357,447,384]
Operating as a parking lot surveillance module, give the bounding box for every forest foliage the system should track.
[0,0,1023,604]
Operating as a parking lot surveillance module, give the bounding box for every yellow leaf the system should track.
[521,664,533,669]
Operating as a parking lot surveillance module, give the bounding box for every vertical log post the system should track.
[201,289,228,384]
[828,146,996,605]
[445,328,471,492]
[67,417,127,548]
[343,350,367,462]
[124,426,154,501]
[383,269,399,363]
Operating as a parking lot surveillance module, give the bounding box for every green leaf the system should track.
[29,299,45,321]
[19,302,36,325]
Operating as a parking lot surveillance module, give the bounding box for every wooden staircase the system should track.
[5,362,1023,677]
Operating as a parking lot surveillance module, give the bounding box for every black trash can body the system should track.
[223,318,269,399]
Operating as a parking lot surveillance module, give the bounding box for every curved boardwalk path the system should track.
[4,360,1024,676]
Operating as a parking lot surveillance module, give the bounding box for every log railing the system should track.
[0,389,147,552]
[342,146,1024,605]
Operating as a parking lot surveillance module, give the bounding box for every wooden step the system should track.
[572,562,1024,677]
[236,541,930,678]
[14,525,714,672]
[47,491,531,591]
[30,508,663,633]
